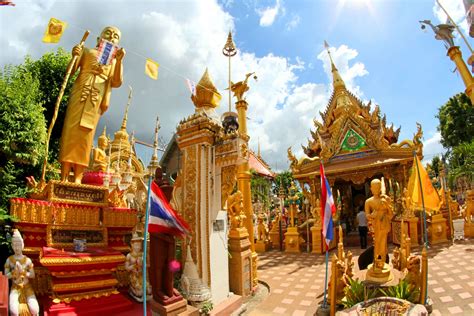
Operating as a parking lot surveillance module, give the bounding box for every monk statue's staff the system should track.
[40,30,90,186]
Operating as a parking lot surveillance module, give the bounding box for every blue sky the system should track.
[0,0,469,170]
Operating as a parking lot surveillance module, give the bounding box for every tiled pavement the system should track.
[246,239,474,316]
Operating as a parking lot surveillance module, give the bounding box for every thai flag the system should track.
[148,181,190,237]
[97,39,118,65]
[320,163,336,249]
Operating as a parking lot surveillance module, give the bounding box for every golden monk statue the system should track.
[4,230,39,316]
[365,179,393,273]
[60,26,125,183]
[92,126,109,171]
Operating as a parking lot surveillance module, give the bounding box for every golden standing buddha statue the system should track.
[364,179,394,281]
[59,26,125,183]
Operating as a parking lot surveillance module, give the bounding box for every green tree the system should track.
[22,48,74,162]
[250,169,272,209]
[447,141,474,188]
[436,92,474,148]
[273,171,293,196]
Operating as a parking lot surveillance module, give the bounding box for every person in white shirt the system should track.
[356,208,368,249]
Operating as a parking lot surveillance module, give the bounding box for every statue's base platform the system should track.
[42,291,134,316]
[209,294,242,315]
[311,226,337,254]
[268,230,281,249]
[285,227,302,253]
[40,247,125,303]
[150,297,187,316]
[365,263,394,283]
[428,214,448,244]
[255,240,270,253]
[464,222,474,238]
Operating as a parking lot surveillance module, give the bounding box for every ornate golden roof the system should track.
[191,68,222,109]
[297,57,421,168]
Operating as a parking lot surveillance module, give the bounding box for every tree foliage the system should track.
[250,169,272,209]
[273,171,294,196]
[436,92,474,148]
[0,49,72,223]
[447,141,474,188]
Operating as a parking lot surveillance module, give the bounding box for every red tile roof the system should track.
[249,151,275,179]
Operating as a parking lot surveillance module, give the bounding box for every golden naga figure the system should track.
[4,230,39,316]
[365,179,394,270]
[92,126,109,172]
[59,26,125,183]
[227,191,246,230]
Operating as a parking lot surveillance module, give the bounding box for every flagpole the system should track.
[322,244,329,308]
[142,174,153,316]
[413,152,429,305]
[414,152,429,247]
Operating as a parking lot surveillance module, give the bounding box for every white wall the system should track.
[209,210,230,305]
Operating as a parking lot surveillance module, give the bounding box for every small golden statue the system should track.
[257,213,269,241]
[4,230,40,316]
[227,191,246,230]
[125,233,152,302]
[404,255,422,302]
[230,72,257,101]
[92,126,109,172]
[365,178,394,281]
[59,26,125,183]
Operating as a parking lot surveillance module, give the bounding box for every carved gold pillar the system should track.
[235,99,257,288]
[448,46,474,105]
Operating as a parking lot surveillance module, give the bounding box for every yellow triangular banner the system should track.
[407,155,441,213]
[42,18,67,44]
[145,58,159,80]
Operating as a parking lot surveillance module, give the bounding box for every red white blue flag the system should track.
[320,163,336,249]
[97,39,118,65]
[148,181,190,237]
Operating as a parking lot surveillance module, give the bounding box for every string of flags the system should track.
[42,17,201,96]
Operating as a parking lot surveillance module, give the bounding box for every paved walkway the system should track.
[246,239,474,316]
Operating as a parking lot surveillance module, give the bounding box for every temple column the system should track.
[235,99,258,288]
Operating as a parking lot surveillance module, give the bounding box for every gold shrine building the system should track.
[289,54,424,247]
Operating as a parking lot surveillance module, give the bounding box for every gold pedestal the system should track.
[285,226,301,253]
[407,217,419,246]
[366,263,393,283]
[150,298,187,316]
[464,222,474,238]
[428,214,448,244]
[254,240,270,253]
[311,226,323,254]
[268,231,280,249]
[228,228,252,297]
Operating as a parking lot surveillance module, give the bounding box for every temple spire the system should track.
[257,137,261,158]
[121,86,133,130]
[324,41,346,90]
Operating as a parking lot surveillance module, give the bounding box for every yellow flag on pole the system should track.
[42,18,67,43]
[145,59,159,80]
[407,155,441,213]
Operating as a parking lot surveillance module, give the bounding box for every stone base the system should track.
[254,240,270,253]
[366,263,393,283]
[268,231,280,249]
[285,227,301,253]
[209,294,242,315]
[178,305,199,316]
[465,222,474,238]
[150,297,187,316]
[428,214,448,244]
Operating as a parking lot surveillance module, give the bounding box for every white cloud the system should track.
[422,131,445,163]
[257,0,281,27]
[286,14,300,31]
[0,0,369,173]
[433,0,468,34]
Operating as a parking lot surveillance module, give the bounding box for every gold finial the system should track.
[191,68,221,109]
[223,31,237,112]
[98,125,108,144]
[257,137,261,158]
[121,86,133,130]
[324,40,346,90]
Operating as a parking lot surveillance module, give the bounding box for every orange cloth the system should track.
[407,156,441,212]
